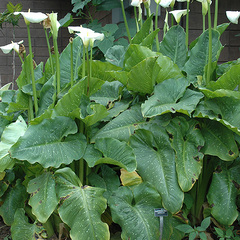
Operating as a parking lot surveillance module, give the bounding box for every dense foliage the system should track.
[0,0,240,239]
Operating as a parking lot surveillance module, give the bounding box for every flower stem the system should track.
[27,24,38,116]
[171,6,174,27]
[203,14,206,32]
[82,46,86,79]
[206,3,212,85]
[186,1,190,48]
[86,47,90,96]
[214,0,218,29]
[120,0,131,43]
[155,3,160,52]
[53,36,60,95]
[70,38,74,87]
[134,7,140,32]
[44,28,54,75]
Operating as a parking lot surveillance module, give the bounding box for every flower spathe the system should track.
[226,11,240,24]
[48,13,61,39]
[176,0,190,2]
[158,0,173,8]
[170,9,189,24]
[69,26,104,48]
[131,0,142,7]
[0,40,23,54]
[14,11,48,25]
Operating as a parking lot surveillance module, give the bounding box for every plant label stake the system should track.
[154,208,168,240]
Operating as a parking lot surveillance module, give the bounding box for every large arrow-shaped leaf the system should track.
[109,183,162,240]
[93,138,136,172]
[10,116,87,168]
[166,117,204,192]
[130,127,184,213]
[92,105,146,142]
[201,120,239,161]
[0,180,28,225]
[184,29,222,77]
[141,78,204,118]
[11,208,47,240]
[159,25,187,69]
[207,169,238,225]
[0,116,27,172]
[27,172,58,223]
[55,168,110,240]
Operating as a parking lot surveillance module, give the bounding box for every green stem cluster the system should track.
[53,36,61,95]
[27,24,38,116]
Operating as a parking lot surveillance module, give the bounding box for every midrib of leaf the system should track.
[80,188,98,240]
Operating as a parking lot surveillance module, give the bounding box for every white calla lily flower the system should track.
[196,0,211,15]
[159,0,173,8]
[226,11,240,24]
[14,11,48,25]
[48,13,60,38]
[176,0,190,2]
[131,0,142,7]
[170,9,188,24]
[72,27,104,48]
[0,40,23,54]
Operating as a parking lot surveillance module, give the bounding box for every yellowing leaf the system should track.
[120,168,142,186]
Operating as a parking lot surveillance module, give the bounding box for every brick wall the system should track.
[0,0,72,87]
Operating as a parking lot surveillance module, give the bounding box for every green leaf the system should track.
[124,44,158,71]
[11,208,46,240]
[141,78,204,118]
[189,231,198,240]
[207,63,240,90]
[55,167,110,240]
[70,103,109,127]
[59,36,82,88]
[175,224,194,233]
[214,227,224,237]
[0,116,27,172]
[184,29,222,77]
[109,183,162,240]
[130,127,184,213]
[153,54,184,84]
[27,172,58,223]
[166,117,204,191]
[127,57,157,94]
[0,179,28,225]
[201,120,239,161]
[90,60,121,82]
[38,76,55,116]
[88,165,120,200]
[194,97,240,135]
[90,81,122,106]
[105,45,126,68]
[132,15,154,45]
[132,15,159,49]
[93,138,136,172]
[159,25,187,69]
[199,232,207,240]
[59,13,73,27]
[7,90,29,113]
[207,170,238,225]
[200,217,211,230]
[92,105,146,142]
[10,117,87,168]
[54,77,104,117]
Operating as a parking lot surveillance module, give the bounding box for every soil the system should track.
[0,216,11,240]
